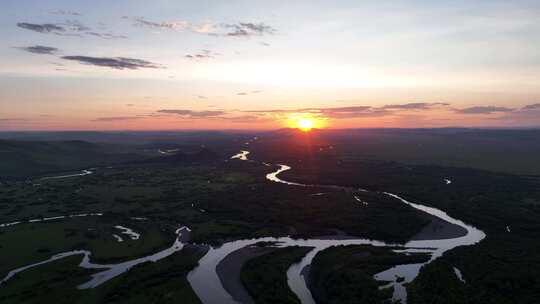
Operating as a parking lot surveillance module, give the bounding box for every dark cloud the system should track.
[17,22,65,33]
[237,92,248,96]
[382,102,449,110]
[61,56,163,70]
[260,42,270,46]
[454,106,514,114]
[157,109,226,118]
[16,45,59,55]
[92,116,143,122]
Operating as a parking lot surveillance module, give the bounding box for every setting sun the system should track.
[285,113,326,131]
[298,119,314,131]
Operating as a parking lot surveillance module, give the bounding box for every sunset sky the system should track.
[1,0,540,130]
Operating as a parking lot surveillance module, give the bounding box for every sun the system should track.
[285,113,327,131]
[298,118,314,132]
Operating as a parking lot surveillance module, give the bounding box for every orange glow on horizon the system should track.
[298,118,314,131]
[286,113,326,131]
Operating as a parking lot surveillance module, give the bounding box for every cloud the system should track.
[49,10,81,16]
[244,102,448,119]
[522,103,540,110]
[382,102,449,110]
[454,106,514,114]
[245,106,389,119]
[17,21,126,39]
[222,22,276,37]
[314,106,390,119]
[63,20,91,32]
[85,32,127,39]
[126,17,275,37]
[236,90,261,96]
[157,109,226,118]
[61,56,163,70]
[92,116,143,122]
[491,103,540,123]
[16,45,59,55]
[17,22,65,33]
[223,115,272,123]
[128,17,215,34]
[0,118,27,122]
[185,49,217,60]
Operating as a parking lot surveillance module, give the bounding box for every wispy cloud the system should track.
[61,56,163,70]
[490,103,540,124]
[185,49,218,60]
[63,20,91,32]
[17,21,126,39]
[157,109,226,117]
[522,103,540,110]
[454,106,514,114]
[0,118,27,122]
[222,22,276,37]
[224,115,272,123]
[85,32,127,39]
[16,45,59,55]
[244,103,445,119]
[237,90,262,96]
[92,116,143,122]
[17,22,65,33]
[382,102,449,110]
[127,17,215,34]
[125,17,275,37]
[49,10,81,16]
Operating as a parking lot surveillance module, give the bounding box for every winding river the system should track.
[1,149,485,304]
[40,169,94,180]
[187,152,486,304]
[0,226,191,288]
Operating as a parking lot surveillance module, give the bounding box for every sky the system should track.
[1,0,540,130]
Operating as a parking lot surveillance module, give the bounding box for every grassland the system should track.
[310,245,430,304]
[0,246,205,304]
[240,246,313,304]
[2,129,540,303]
